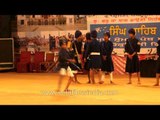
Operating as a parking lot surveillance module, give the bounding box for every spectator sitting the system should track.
[27,39,37,54]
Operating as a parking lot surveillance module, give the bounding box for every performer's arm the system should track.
[83,43,87,59]
[157,40,160,56]
[124,40,129,55]
[124,40,132,59]
[84,43,90,62]
[136,39,141,53]
[107,42,113,56]
[58,51,68,63]
[111,42,113,53]
[100,42,105,56]
[59,52,76,63]
[131,52,136,57]
[131,40,140,57]
[71,41,75,51]
[100,42,107,60]
[67,59,76,63]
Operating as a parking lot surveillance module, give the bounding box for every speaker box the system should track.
[0,38,14,70]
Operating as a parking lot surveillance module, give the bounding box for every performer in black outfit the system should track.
[83,32,92,83]
[154,40,160,86]
[84,30,102,84]
[72,30,83,70]
[125,28,141,84]
[101,31,115,84]
[70,30,84,84]
[57,40,76,92]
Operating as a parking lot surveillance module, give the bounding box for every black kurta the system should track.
[83,42,90,70]
[71,40,82,69]
[72,40,83,54]
[156,40,160,73]
[125,38,140,73]
[85,38,102,69]
[58,48,71,70]
[58,48,79,71]
[101,40,114,72]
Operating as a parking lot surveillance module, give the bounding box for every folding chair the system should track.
[30,52,45,72]
[40,52,55,72]
[17,51,31,73]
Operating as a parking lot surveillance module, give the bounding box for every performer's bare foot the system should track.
[55,89,60,92]
[153,83,159,86]
[110,81,115,85]
[127,82,132,84]
[92,81,95,84]
[137,81,141,85]
[75,81,81,84]
[64,89,72,92]
[87,81,91,84]
[91,79,95,84]
[71,79,75,83]
[99,81,104,84]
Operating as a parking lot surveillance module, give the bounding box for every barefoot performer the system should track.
[84,30,102,84]
[83,32,92,83]
[154,40,160,86]
[125,28,141,84]
[101,31,115,84]
[71,30,84,83]
[57,39,77,92]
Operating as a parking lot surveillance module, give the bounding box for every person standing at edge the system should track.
[100,31,115,84]
[83,32,92,84]
[84,30,102,84]
[154,40,160,86]
[125,28,141,84]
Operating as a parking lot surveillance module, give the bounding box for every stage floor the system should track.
[0,72,160,105]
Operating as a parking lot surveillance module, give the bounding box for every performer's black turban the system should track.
[91,30,97,38]
[86,32,91,40]
[75,30,82,38]
[104,31,110,38]
[59,39,67,46]
[128,28,136,35]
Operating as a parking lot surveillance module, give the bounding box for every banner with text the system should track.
[90,23,160,55]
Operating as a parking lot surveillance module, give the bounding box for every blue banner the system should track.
[90,23,160,48]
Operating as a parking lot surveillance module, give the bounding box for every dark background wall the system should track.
[0,15,16,38]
